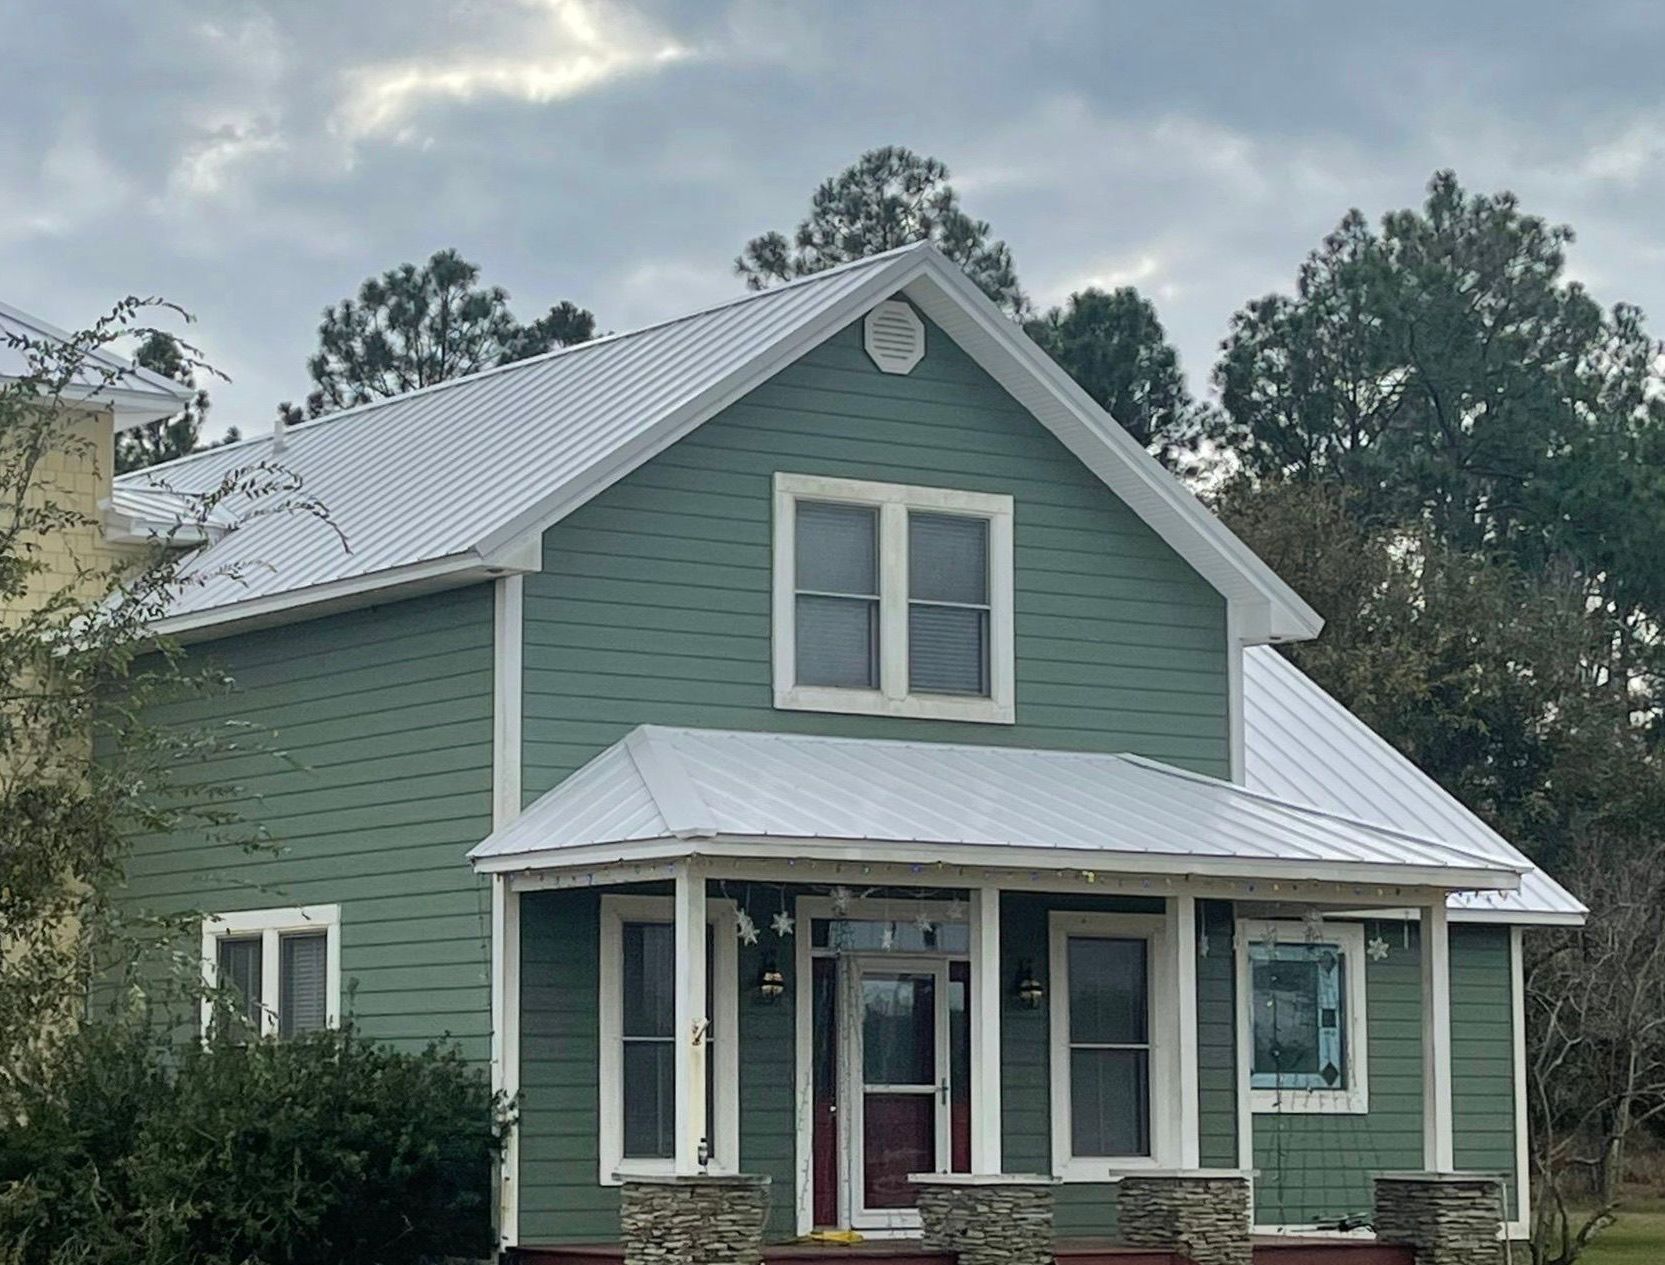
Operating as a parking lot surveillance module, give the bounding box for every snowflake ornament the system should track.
[913,911,934,935]
[1366,935,1391,962]
[880,923,896,951]
[771,909,795,938]
[736,910,760,946]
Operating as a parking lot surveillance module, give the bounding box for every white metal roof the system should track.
[117,243,1319,643]
[1243,645,1584,924]
[0,298,192,424]
[469,725,1523,893]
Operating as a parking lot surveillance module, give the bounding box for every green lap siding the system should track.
[1452,925,1523,1221]
[1251,921,1522,1228]
[515,307,1230,1238]
[120,587,496,1061]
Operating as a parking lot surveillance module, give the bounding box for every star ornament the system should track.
[1366,935,1391,962]
[771,909,795,938]
[913,911,934,935]
[736,910,760,946]
[829,886,853,915]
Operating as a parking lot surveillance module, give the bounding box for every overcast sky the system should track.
[6,0,1665,435]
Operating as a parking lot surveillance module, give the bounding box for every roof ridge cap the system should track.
[624,726,717,839]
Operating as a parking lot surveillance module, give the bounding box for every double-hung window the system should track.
[773,473,1014,723]
[200,905,340,1040]
[599,895,739,1182]
[1048,911,1175,1178]
[1238,919,1369,1114]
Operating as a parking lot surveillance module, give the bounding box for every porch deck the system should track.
[512,1235,1414,1265]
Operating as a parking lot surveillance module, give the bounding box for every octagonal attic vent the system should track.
[863,300,925,374]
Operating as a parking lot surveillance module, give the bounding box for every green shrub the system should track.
[0,1021,504,1265]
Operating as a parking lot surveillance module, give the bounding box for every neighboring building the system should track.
[0,299,193,611]
[116,245,1581,1256]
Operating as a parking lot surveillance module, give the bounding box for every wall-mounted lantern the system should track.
[1014,961,1044,1009]
[758,961,786,1002]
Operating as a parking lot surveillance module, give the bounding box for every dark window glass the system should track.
[1067,938,1148,1045]
[1069,1048,1150,1157]
[1066,935,1152,1158]
[795,502,880,689]
[217,936,262,1029]
[907,512,990,696]
[279,932,328,1036]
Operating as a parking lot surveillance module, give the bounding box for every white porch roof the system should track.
[1243,646,1585,924]
[469,725,1523,892]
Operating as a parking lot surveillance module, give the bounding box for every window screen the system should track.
[1066,936,1151,1157]
[279,932,329,1036]
[908,512,990,695]
[795,502,879,689]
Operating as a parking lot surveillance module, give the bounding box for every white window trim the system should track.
[598,894,740,1185]
[1047,910,1178,1180]
[1235,918,1370,1116]
[772,472,1015,724]
[199,904,342,1040]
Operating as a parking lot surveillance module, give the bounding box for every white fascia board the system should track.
[470,833,1519,892]
[896,262,1324,646]
[151,550,535,644]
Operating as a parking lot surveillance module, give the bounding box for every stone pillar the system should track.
[911,1173,1058,1265]
[619,1174,770,1265]
[1372,1172,1505,1265]
[1116,1170,1252,1265]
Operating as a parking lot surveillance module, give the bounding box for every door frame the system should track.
[841,955,952,1230]
[793,896,972,1236]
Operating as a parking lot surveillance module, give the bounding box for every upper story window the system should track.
[200,905,340,1040]
[772,473,1014,724]
[1237,918,1370,1115]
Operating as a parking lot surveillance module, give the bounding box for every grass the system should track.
[1580,1211,1665,1264]
[1570,1197,1665,1265]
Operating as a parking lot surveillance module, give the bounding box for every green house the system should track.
[120,244,1581,1256]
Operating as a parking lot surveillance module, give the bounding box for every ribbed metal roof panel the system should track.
[0,298,192,402]
[1243,645,1583,921]
[118,250,913,620]
[470,725,1522,891]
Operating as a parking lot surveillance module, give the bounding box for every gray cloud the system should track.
[4,0,1663,432]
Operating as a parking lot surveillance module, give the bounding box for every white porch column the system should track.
[1422,899,1455,1172]
[1170,894,1201,1170]
[674,861,710,1174]
[969,885,1003,1173]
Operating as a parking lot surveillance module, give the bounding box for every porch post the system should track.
[1171,894,1201,1169]
[969,885,1003,1173]
[1422,899,1455,1172]
[674,861,709,1174]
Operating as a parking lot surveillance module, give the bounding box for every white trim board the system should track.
[596,893,740,1185]
[1235,917,1371,1116]
[199,903,342,1040]
[772,472,1015,725]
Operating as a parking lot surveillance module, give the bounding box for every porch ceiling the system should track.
[468,726,1523,892]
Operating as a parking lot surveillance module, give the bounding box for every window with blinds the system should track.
[775,474,1014,724]
[202,906,339,1041]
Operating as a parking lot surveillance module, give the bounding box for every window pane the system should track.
[1250,945,1347,1089]
[279,932,328,1036]
[622,1040,675,1158]
[1070,1047,1150,1157]
[1067,937,1148,1045]
[217,937,262,1026]
[908,605,988,695]
[796,595,878,688]
[862,974,935,1086]
[909,512,988,605]
[622,923,674,1039]
[796,502,877,595]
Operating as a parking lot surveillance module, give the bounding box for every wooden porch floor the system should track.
[513,1236,1414,1265]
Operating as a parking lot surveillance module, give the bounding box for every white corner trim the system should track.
[1423,901,1456,1171]
[772,472,1015,726]
[492,575,524,831]
[199,904,342,1040]
[969,886,1003,1174]
[597,893,740,1185]
[1172,896,1201,1169]
[1047,910,1177,1180]
[1236,918,1370,1116]
[1510,926,1530,1232]
[491,574,525,1246]
[1225,603,1246,784]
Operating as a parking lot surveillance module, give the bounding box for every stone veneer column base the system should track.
[1116,1170,1253,1265]
[911,1173,1059,1265]
[619,1174,771,1265]
[1372,1172,1505,1265]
